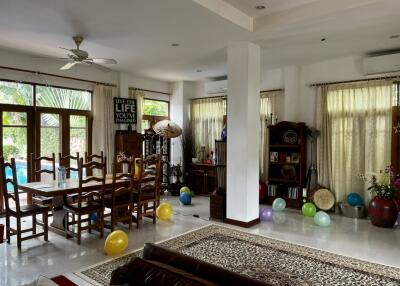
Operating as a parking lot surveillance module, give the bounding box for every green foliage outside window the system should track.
[0,81,90,158]
[143,99,168,116]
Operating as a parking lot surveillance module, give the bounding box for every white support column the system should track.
[226,42,260,225]
[170,81,192,166]
[283,66,300,122]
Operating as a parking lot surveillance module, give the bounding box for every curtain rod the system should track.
[191,94,227,101]
[129,87,171,96]
[0,65,117,87]
[261,88,284,93]
[310,74,400,87]
[191,89,283,101]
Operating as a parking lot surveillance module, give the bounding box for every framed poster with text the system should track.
[114,97,137,124]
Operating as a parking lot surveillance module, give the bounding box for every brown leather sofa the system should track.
[110,243,269,286]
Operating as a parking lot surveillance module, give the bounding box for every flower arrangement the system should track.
[359,166,400,200]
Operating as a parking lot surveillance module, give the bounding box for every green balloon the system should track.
[302,202,316,217]
[189,190,195,197]
[180,186,191,195]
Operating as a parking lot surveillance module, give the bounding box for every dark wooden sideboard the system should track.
[188,163,216,195]
[115,130,143,172]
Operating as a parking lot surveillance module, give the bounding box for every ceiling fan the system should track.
[57,36,117,72]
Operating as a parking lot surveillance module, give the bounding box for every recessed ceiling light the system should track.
[255,5,265,10]
[320,38,326,42]
[389,35,400,39]
[196,69,202,73]
[171,43,180,47]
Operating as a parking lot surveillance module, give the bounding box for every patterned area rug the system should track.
[76,224,400,286]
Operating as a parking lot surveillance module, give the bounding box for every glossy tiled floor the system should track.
[1,196,399,286]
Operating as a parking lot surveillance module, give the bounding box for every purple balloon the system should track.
[260,206,273,221]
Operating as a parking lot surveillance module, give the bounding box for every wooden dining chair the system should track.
[58,152,79,178]
[63,157,106,244]
[84,151,104,176]
[30,153,56,210]
[0,157,49,249]
[132,155,161,228]
[104,156,135,231]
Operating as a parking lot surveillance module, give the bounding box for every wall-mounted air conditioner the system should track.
[205,79,227,94]
[363,51,400,75]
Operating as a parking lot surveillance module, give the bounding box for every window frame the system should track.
[142,98,170,129]
[0,79,92,211]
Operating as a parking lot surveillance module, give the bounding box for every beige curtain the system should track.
[260,91,278,182]
[191,97,225,156]
[128,89,145,133]
[316,80,393,202]
[92,84,117,172]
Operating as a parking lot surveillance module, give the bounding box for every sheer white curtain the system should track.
[316,80,393,202]
[191,97,225,156]
[92,84,117,172]
[260,91,278,182]
[128,89,145,133]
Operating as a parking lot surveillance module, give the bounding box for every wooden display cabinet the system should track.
[267,121,307,209]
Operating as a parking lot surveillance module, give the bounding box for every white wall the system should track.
[119,71,170,101]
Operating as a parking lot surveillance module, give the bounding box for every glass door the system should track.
[69,114,87,178]
[37,111,61,182]
[0,108,34,212]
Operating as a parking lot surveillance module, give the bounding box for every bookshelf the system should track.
[267,121,307,209]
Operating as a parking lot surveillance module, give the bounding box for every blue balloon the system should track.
[179,192,192,205]
[314,211,331,227]
[347,193,363,206]
[90,212,97,222]
[272,198,286,212]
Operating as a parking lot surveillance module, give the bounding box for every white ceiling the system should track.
[224,0,319,18]
[0,0,399,82]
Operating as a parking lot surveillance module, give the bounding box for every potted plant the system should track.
[360,167,399,228]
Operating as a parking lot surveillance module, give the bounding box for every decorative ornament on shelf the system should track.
[393,121,400,134]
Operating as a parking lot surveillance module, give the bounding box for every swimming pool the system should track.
[6,160,78,191]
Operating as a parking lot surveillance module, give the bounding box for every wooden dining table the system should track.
[18,175,133,236]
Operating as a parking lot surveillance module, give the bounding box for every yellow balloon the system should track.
[156,203,173,221]
[104,230,128,256]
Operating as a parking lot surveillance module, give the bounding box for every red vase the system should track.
[368,197,398,228]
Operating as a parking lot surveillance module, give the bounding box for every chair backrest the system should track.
[59,152,79,179]
[30,153,56,182]
[76,157,106,209]
[111,156,135,201]
[0,157,20,213]
[84,151,104,176]
[136,155,161,196]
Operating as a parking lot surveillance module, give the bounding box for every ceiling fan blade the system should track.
[60,61,77,70]
[90,58,117,64]
[85,62,111,72]
[33,57,71,61]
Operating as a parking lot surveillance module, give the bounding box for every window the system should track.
[0,80,92,210]
[191,97,225,156]
[142,99,169,131]
[143,99,169,116]
[36,86,91,110]
[318,80,394,202]
[0,80,33,106]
